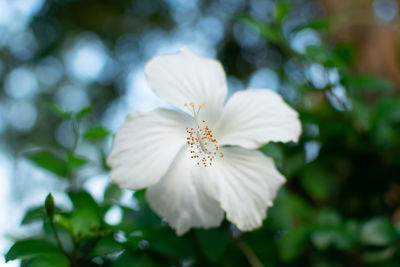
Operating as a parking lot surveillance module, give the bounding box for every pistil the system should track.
[185,102,223,167]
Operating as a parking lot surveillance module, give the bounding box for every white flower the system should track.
[107,48,301,235]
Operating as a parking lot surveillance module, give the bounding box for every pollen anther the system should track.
[184,102,222,167]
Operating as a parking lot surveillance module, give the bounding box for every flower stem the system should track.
[76,234,103,262]
[49,217,72,263]
[236,239,264,267]
[71,120,80,154]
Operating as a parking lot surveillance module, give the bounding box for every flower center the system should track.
[185,102,223,167]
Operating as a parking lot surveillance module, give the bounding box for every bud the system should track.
[45,193,55,219]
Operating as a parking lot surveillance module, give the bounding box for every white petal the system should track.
[144,47,228,124]
[198,147,285,231]
[146,147,224,235]
[107,108,192,190]
[215,89,301,149]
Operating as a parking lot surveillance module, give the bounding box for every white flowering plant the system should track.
[4,1,400,267]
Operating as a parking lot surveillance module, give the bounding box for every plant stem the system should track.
[76,234,103,262]
[236,239,264,267]
[71,120,80,154]
[49,217,72,262]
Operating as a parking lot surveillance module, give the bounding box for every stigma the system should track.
[185,102,223,167]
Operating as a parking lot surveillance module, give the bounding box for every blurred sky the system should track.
[0,0,398,266]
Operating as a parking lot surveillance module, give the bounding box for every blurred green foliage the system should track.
[3,0,400,266]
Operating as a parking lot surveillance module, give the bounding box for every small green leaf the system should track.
[195,225,230,262]
[275,1,291,23]
[92,235,124,256]
[311,228,334,250]
[315,209,341,226]
[76,106,93,120]
[300,166,332,201]
[304,45,333,66]
[311,221,356,252]
[292,18,330,33]
[282,151,305,179]
[84,126,110,141]
[259,143,283,164]
[68,191,98,210]
[361,217,396,246]
[54,215,74,237]
[362,247,397,264]
[348,75,393,92]
[67,153,88,170]
[45,193,55,219]
[5,239,59,262]
[279,225,310,262]
[352,98,372,132]
[333,44,355,65]
[21,206,45,225]
[282,190,315,221]
[27,151,68,177]
[104,183,122,204]
[240,16,282,44]
[48,103,72,120]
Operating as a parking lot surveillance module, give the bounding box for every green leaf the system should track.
[275,1,291,23]
[69,208,101,239]
[45,193,55,219]
[351,98,372,132]
[279,225,310,262]
[304,45,335,67]
[22,253,69,267]
[54,215,74,237]
[282,190,315,221]
[76,106,93,120]
[68,191,98,210]
[282,151,305,178]
[292,18,330,33]
[91,235,124,256]
[112,251,155,267]
[360,217,397,246]
[371,98,400,125]
[362,247,397,264]
[311,222,356,251]
[67,153,88,170]
[21,206,45,225]
[259,142,283,164]
[149,228,195,258]
[84,126,110,141]
[300,165,332,201]
[104,183,122,204]
[315,209,341,226]
[333,44,355,65]
[348,75,393,92]
[240,16,282,44]
[5,239,59,262]
[311,228,334,250]
[195,225,230,262]
[27,151,68,177]
[48,103,73,120]
[304,45,346,69]
[68,191,101,239]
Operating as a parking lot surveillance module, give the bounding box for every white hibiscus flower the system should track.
[107,47,301,235]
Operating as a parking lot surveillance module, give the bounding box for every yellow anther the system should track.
[184,100,221,167]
